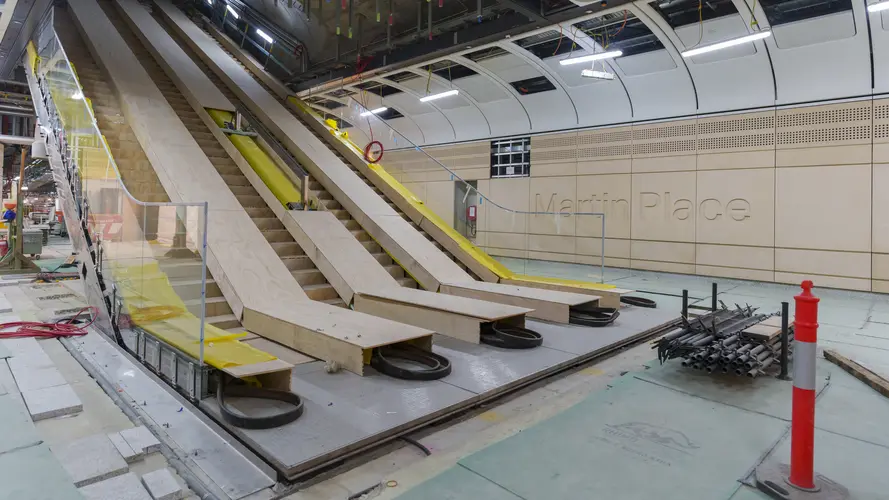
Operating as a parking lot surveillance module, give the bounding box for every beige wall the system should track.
[385,99,889,292]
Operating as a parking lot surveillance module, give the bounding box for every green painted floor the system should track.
[395,357,889,499]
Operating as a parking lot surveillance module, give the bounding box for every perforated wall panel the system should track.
[777,102,872,149]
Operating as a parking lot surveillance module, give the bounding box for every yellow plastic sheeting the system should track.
[289,97,617,291]
[206,109,302,207]
[113,261,277,369]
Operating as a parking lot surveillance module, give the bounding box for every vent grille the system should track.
[875,123,889,139]
[875,103,889,120]
[578,129,633,144]
[532,149,577,162]
[633,140,696,155]
[578,145,634,158]
[777,126,871,145]
[777,106,871,127]
[533,134,577,149]
[697,115,775,135]
[698,133,775,150]
[633,123,696,140]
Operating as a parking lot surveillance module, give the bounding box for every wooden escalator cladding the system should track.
[96,0,352,306]
[58,7,239,331]
[184,18,478,281]
[149,7,420,291]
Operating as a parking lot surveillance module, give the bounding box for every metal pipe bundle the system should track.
[654,304,794,379]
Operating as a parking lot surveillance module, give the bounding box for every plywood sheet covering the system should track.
[73,0,435,376]
[156,0,473,292]
[440,281,597,323]
[115,0,234,112]
[67,0,309,318]
[361,287,531,321]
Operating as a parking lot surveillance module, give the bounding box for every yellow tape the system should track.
[206,109,302,207]
[26,42,39,75]
[113,262,276,369]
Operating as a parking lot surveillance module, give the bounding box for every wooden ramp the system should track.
[76,0,435,376]
[289,210,530,343]
[155,0,603,323]
[441,281,598,324]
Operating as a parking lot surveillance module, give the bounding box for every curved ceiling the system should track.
[300,0,885,151]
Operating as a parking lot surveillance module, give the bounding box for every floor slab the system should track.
[456,376,789,500]
[396,465,523,500]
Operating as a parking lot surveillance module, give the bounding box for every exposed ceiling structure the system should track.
[288,0,884,150]
[0,0,53,78]
[210,0,597,89]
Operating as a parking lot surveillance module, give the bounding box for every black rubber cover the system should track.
[480,323,544,349]
[620,296,658,308]
[569,306,621,327]
[370,345,452,380]
[216,377,305,429]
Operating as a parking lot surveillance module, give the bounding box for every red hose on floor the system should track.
[0,306,98,339]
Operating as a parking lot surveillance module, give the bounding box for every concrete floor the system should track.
[0,237,198,500]
[7,247,889,499]
[282,258,889,499]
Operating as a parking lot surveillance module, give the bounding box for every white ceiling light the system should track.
[256,29,274,44]
[581,69,615,80]
[71,91,83,100]
[868,1,889,12]
[360,107,388,117]
[20,186,28,191]
[206,0,213,4]
[420,89,459,102]
[681,31,771,58]
[559,50,622,66]
[226,5,239,18]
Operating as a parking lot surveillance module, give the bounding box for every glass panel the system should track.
[32,15,211,363]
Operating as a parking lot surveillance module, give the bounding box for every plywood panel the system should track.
[696,168,775,247]
[115,0,233,112]
[775,248,870,278]
[631,171,696,242]
[528,176,577,236]
[575,174,631,239]
[775,165,871,252]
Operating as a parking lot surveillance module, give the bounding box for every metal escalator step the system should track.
[184,296,231,317]
[229,184,258,196]
[370,253,392,265]
[383,265,404,279]
[221,174,251,186]
[235,194,265,207]
[321,298,348,308]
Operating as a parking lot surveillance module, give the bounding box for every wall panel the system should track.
[384,99,887,292]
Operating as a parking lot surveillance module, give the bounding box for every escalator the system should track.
[93,0,362,307]
[55,10,240,331]
[146,5,423,291]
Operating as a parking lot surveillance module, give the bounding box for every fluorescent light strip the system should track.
[581,69,614,80]
[256,29,274,43]
[226,5,239,18]
[419,89,459,102]
[559,50,622,66]
[71,92,83,100]
[360,107,388,117]
[681,31,771,58]
[868,1,889,12]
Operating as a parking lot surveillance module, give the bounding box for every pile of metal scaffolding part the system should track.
[654,304,794,379]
